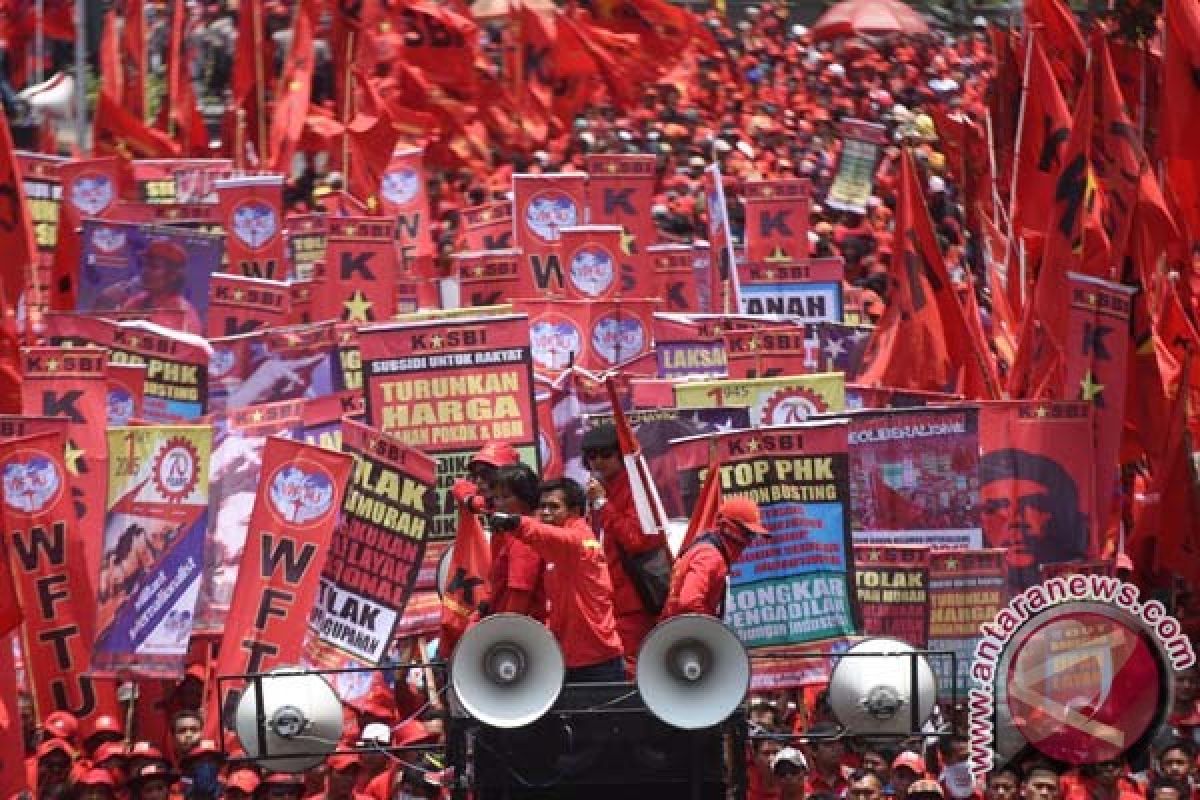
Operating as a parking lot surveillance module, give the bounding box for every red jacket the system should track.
[488,531,545,619]
[596,473,668,617]
[663,533,746,619]
[512,516,624,668]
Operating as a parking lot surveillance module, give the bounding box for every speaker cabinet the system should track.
[451,682,733,800]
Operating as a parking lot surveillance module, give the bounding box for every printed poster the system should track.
[928,548,1008,699]
[853,544,930,647]
[674,372,845,427]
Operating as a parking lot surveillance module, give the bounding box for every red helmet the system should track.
[43,711,80,742]
[85,714,123,741]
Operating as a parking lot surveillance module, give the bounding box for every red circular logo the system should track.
[996,604,1170,766]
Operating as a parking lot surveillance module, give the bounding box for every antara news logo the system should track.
[968,574,1196,782]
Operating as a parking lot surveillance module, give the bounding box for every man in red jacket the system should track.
[582,424,670,665]
[491,478,626,682]
[662,496,771,619]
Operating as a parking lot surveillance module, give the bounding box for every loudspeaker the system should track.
[19,72,75,121]
[636,614,750,730]
[450,613,564,729]
[234,667,344,772]
[827,637,937,735]
[458,682,729,800]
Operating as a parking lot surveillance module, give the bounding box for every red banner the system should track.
[15,152,65,323]
[210,436,351,731]
[316,217,398,324]
[853,544,931,647]
[378,148,433,259]
[0,632,27,797]
[649,244,700,313]
[106,363,146,426]
[215,175,286,280]
[290,280,313,326]
[1064,272,1135,542]
[723,323,816,380]
[20,347,110,579]
[979,401,1095,594]
[0,430,118,724]
[519,299,656,374]
[52,158,122,310]
[207,274,292,338]
[513,172,588,298]
[285,214,326,282]
[208,321,343,412]
[559,225,625,302]
[454,249,521,308]
[585,153,657,297]
[460,201,513,252]
[743,179,812,263]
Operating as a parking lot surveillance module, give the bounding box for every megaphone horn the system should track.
[451,613,565,729]
[636,614,750,730]
[233,667,344,773]
[827,638,937,736]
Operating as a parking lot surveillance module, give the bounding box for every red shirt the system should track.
[488,532,545,619]
[663,533,747,619]
[596,473,669,618]
[512,517,624,668]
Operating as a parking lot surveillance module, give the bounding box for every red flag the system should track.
[605,377,669,538]
[678,451,723,555]
[1012,37,1071,237]
[1091,35,1146,274]
[228,0,270,165]
[208,437,352,737]
[358,0,479,91]
[268,0,318,174]
[160,0,209,157]
[583,0,696,62]
[92,90,182,159]
[99,10,123,105]
[855,150,1000,399]
[0,109,36,413]
[345,70,401,210]
[437,507,491,659]
[556,12,653,108]
[1023,0,1086,98]
[1160,0,1200,159]
[121,0,146,120]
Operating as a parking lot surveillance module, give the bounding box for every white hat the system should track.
[928,175,946,193]
[736,141,755,159]
[745,6,760,17]
[791,24,808,37]
[714,139,733,153]
[358,722,391,746]
[771,747,809,771]
[827,63,845,77]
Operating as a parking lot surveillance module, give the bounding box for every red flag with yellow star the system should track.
[1063,271,1136,550]
[267,0,318,174]
[314,217,398,324]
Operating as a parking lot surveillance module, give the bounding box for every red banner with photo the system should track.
[0,430,119,724]
[209,436,351,733]
[978,401,1095,594]
[51,157,122,310]
[1064,272,1135,542]
[743,178,812,263]
[207,320,343,413]
[20,347,110,579]
[853,544,931,647]
[378,148,433,260]
[207,274,292,339]
[215,175,286,280]
[585,153,657,297]
[106,363,146,426]
[460,201,513,252]
[315,217,398,324]
[513,172,588,298]
[649,244,700,313]
[518,299,656,375]
[559,225,626,302]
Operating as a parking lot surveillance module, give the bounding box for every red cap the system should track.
[145,239,187,267]
[470,442,520,469]
[717,496,769,536]
[85,714,124,740]
[93,742,129,764]
[184,662,208,683]
[892,751,926,774]
[44,710,79,741]
[36,738,77,761]
[327,752,362,772]
[392,719,437,748]
[224,769,262,794]
[127,740,165,761]
[128,763,180,786]
[264,773,305,787]
[76,768,117,788]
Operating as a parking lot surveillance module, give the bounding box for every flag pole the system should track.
[254,0,268,164]
[1007,25,1037,241]
[73,0,88,152]
[35,0,45,84]
[342,32,355,182]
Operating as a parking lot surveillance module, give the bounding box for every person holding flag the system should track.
[583,423,672,666]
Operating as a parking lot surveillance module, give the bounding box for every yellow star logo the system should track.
[1087,293,1098,307]
[944,558,959,571]
[620,229,636,256]
[711,326,723,336]
[344,225,356,236]
[747,336,760,351]
[234,289,245,301]
[1080,370,1105,402]
[763,269,776,280]
[472,266,485,277]
[285,333,301,346]
[45,359,59,372]
[288,80,301,92]
[761,187,774,198]
[746,438,760,453]
[765,246,791,263]
[251,409,264,423]
[1035,405,1049,418]
[343,291,374,322]
[127,336,140,348]
[64,440,85,476]
[869,549,881,561]
[379,21,391,33]
[430,334,445,348]
[479,209,491,222]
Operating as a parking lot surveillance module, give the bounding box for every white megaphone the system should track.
[827,638,937,736]
[20,72,75,121]
[450,613,565,729]
[636,614,750,730]
[234,666,345,773]
[436,546,453,600]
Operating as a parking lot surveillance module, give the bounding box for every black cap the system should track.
[581,424,619,453]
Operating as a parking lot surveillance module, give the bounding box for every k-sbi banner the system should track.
[359,314,539,540]
[928,548,1008,698]
[306,419,436,697]
[853,544,930,646]
[674,423,857,648]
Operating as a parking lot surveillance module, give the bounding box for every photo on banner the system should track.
[93,426,212,677]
